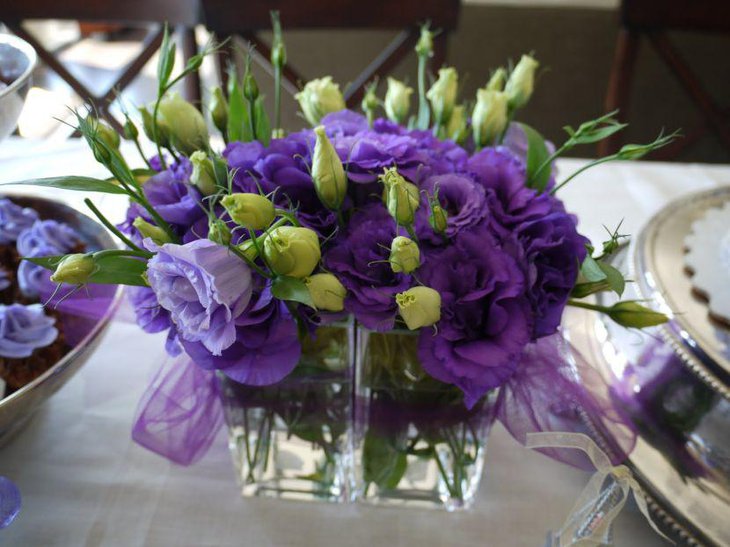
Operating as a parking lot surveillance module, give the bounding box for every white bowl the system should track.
[0,34,37,142]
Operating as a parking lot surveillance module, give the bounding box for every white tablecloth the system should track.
[0,137,727,547]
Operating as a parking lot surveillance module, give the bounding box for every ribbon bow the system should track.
[526,432,672,546]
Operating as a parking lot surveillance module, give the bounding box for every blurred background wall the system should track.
[8,0,730,162]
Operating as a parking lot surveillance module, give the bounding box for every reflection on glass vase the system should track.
[218,318,353,503]
[354,327,498,511]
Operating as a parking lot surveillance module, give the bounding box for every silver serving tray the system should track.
[0,195,122,444]
[570,247,730,547]
[630,186,730,399]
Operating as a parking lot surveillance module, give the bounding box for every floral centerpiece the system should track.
[14,16,674,509]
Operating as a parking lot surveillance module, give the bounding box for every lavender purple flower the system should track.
[0,199,39,245]
[145,239,253,356]
[0,304,58,359]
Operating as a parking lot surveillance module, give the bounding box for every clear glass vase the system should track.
[353,327,498,511]
[218,318,353,503]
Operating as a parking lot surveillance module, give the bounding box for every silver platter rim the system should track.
[630,186,730,401]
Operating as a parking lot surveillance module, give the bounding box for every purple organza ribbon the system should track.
[0,477,21,529]
[497,333,636,469]
[131,354,223,466]
[130,331,635,469]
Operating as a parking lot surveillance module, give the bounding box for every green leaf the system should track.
[89,254,148,286]
[520,123,552,192]
[9,176,128,195]
[254,97,271,147]
[571,280,611,299]
[227,76,246,143]
[363,432,407,489]
[271,276,314,308]
[157,25,176,91]
[568,122,627,145]
[598,262,626,296]
[580,255,607,283]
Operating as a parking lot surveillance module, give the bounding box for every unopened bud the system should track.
[50,254,95,285]
[396,286,441,330]
[384,78,413,125]
[305,273,346,312]
[312,126,347,209]
[190,151,218,196]
[505,54,539,110]
[133,217,171,245]
[389,236,420,274]
[210,87,228,135]
[221,193,276,231]
[263,226,321,279]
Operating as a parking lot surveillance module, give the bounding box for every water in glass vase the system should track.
[219,319,353,502]
[354,327,498,511]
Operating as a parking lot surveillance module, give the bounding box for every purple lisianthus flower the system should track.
[223,141,265,190]
[145,239,253,356]
[16,220,80,257]
[415,173,489,242]
[417,228,532,407]
[325,203,411,331]
[321,110,369,137]
[516,201,588,338]
[16,219,82,298]
[129,286,172,334]
[182,285,301,385]
[0,269,11,292]
[0,199,39,245]
[141,170,204,227]
[467,147,588,338]
[0,303,58,358]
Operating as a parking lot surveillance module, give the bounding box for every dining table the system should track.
[0,135,727,547]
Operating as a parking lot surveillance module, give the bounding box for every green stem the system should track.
[431,444,459,499]
[274,64,282,134]
[92,248,152,260]
[152,98,166,170]
[132,137,152,170]
[84,199,148,254]
[274,209,302,227]
[550,156,615,195]
[416,54,430,130]
[530,142,570,185]
[567,299,608,312]
[132,196,178,243]
[228,243,270,278]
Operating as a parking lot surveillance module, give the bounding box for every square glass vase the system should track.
[218,318,354,503]
[353,327,498,511]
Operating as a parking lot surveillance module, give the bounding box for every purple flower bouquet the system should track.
[14,17,675,508]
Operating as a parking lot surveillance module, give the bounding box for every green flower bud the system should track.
[429,203,448,234]
[243,71,260,102]
[505,54,539,110]
[426,67,459,125]
[305,273,346,312]
[389,236,420,274]
[384,77,413,125]
[380,167,420,226]
[445,104,468,143]
[472,89,509,147]
[312,126,347,209]
[140,105,169,147]
[190,151,218,196]
[486,68,507,92]
[210,87,228,135]
[133,217,171,245]
[415,26,434,58]
[263,226,321,279]
[238,239,259,262]
[50,254,95,285]
[396,286,441,330]
[608,301,668,328]
[271,41,286,69]
[123,117,139,141]
[221,193,276,231]
[87,116,120,149]
[361,84,379,125]
[157,92,209,155]
[295,76,346,127]
[208,218,232,246]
